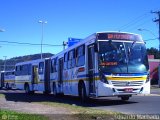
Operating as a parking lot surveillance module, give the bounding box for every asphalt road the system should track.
[91,87,160,114]
[0,88,160,115]
[91,95,160,114]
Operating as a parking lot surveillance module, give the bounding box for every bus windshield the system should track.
[98,41,149,74]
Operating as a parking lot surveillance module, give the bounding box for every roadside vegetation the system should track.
[0,94,4,98]
[0,109,48,120]
[40,101,119,120]
[0,93,130,120]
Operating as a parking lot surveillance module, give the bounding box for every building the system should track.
[148,55,160,84]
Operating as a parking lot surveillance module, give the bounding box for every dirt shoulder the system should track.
[0,97,70,115]
[0,90,118,120]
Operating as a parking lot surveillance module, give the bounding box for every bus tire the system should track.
[52,82,57,96]
[24,84,30,94]
[6,83,9,90]
[79,82,87,102]
[121,96,130,101]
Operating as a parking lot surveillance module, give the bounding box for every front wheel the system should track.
[121,96,130,101]
[79,83,87,102]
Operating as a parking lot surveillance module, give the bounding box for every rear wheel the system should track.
[24,84,30,94]
[52,82,57,96]
[6,83,9,90]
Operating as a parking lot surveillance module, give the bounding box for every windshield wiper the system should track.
[108,40,117,50]
[128,41,136,57]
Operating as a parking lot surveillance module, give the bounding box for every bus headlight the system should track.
[146,74,150,83]
[99,73,109,84]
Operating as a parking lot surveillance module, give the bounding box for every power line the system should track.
[126,18,151,32]
[118,13,149,31]
[144,38,158,41]
[0,40,63,47]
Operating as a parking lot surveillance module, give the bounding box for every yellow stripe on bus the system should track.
[4,80,15,82]
[14,76,146,85]
[107,76,147,81]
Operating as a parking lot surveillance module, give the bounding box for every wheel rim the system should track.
[25,85,29,93]
[6,83,9,89]
[53,84,57,95]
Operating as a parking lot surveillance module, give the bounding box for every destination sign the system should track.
[97,33,143,41]
[100,62,118,66]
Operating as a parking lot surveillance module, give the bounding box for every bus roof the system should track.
[15,58,46,66]
[50,31,143,59]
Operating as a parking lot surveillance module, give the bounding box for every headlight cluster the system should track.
[99,73,109,84]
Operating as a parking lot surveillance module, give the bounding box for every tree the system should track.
[147,47,160,59]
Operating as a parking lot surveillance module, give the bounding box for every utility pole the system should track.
[151,11,160,53]
[151,10,160,87]
[38,20,47,59]
[63,41,68,50]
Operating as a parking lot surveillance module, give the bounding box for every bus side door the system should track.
[88,44,96,96]
[44,59,51,93]
[31,65,39,91]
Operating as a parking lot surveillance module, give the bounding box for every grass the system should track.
[0,93,134,119]
[40,101,120,120]
[0,94,5,98]
[0,109,48,120]
[0,94,49,120]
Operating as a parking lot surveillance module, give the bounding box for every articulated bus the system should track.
[50,32,150,101]
[14,32,150,101]
[15,59,51,93]
[0,70,15,89]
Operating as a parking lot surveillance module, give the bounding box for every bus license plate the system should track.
[125,88,133,92]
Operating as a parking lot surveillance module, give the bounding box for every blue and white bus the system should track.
[0,70,15,89]
[50,32,150,101]
[14,31,150,101]
[15,59,50,93]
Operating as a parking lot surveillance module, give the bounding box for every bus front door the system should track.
[88,44,96,96]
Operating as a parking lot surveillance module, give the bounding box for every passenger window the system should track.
[39,62,44,74]
[51,58,58,72]
[77,45,85,66]
[68,49,75,69]
[64,53,68,70]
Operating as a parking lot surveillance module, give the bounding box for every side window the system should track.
[55,58,58,72]
[68,51,72,69]
[68,49,75,69]
[21,64,28,75]
[64,53,68,70]
[72,49,76,68]
[28,64,32,75]
[77,45,85,66]
[50,60,53,73]
[39,62,44,74]
[15,66,20,76]
[51,57,58,73]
